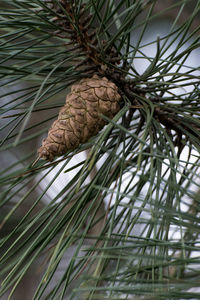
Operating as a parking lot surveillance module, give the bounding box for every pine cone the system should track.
[38,75,121,161]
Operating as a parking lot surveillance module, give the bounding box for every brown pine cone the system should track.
[38,75,121,161]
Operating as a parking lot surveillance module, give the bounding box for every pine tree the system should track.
[0,1,200,299]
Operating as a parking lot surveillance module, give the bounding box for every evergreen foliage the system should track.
[0,0,200,299]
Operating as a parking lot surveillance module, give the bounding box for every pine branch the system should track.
[0,0,200,299]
